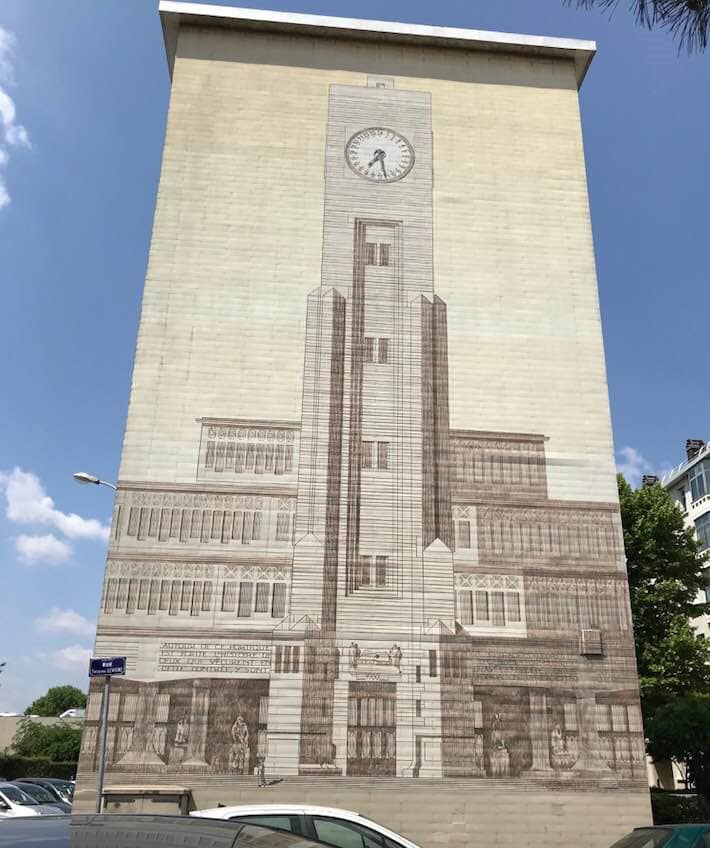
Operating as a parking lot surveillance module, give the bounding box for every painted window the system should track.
[361,441,374,469]
[456,519,471,549]
[455,575,525,633]
[378,337,389,363]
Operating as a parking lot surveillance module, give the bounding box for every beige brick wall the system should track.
[75,777,651,848]
[120,26,614,502]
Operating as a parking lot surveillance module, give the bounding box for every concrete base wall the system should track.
[75,775,651,848]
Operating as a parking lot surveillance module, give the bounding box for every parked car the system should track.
[0,783,62,818]
[13,781,71,813]
[58,708,85,719]
[18,778,74,804]
[0,814,323,848]
[611,825,710,848]
[191,804,421,848]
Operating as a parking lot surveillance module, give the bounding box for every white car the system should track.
[0,783,62,818]
[59,708,85,719]
[190,804,421,848]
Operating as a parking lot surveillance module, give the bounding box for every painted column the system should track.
[182,679,211,769]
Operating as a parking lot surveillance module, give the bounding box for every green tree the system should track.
[25,685,86,717]
[647,694,710,800]
[566,1,710,52]
[12,719,82,762]
[618,475,710,709]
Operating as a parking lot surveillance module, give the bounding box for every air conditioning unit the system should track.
[579,628,603,656]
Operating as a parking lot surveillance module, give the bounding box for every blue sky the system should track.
[0,0,708,713]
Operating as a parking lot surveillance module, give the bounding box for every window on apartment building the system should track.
[365,242,377,265]
[690,461,710,502]
[364,337,376,363]
[379,243,390,267]
[696,512,710,551]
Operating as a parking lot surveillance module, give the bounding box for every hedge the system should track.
[651,789,710,824]
[0,755,77,781]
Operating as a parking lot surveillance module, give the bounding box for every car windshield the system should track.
[54,780,74,800]
[0,784,39,805]
[609,829,674,848]
[16,783,56,804]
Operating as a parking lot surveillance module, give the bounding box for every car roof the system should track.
[0,814,322,848]
[193,804,421,848]
[636,825,710,831]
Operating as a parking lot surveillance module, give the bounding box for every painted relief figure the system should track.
[229,715,250,774]
[175,715,189,745]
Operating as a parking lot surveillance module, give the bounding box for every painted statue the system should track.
[229,714,250,774]
[175,715,190,745]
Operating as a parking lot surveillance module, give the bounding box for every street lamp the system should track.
[73,472,116,491]
[72,469,116,813]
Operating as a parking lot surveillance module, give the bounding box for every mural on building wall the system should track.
[80,77,645,789]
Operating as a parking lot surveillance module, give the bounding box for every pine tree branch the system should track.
[565,0,710,51]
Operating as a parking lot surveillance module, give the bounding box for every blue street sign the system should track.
[89,656,126,678]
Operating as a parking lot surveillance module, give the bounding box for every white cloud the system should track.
[35,607,95,637]
[0,468,110,541]
[0,26,31,211]
[46,645,93,672]
[616,446,655,488]
[0,28,16,84]
[16,533,72,565]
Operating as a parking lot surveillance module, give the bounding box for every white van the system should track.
[0,783,60,818]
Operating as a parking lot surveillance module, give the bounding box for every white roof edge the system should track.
[158,1,596,87]
[661,443,710,487]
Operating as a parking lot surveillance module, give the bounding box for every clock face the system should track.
[345,127,415,183]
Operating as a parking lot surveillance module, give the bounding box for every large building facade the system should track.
[662,440,710,639]
[75,3,651,843]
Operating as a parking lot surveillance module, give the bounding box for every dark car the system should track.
[0,814,326,848]
[13,781,71,813]
[18,777,74,804]
[611,825,710,848]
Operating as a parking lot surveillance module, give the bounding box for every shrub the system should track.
[651,789,710,824]
[0,755,76,780]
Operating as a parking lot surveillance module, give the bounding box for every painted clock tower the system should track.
[266,78,456,779]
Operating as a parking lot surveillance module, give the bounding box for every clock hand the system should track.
[379,158,387,178]
[367,148,386,169]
